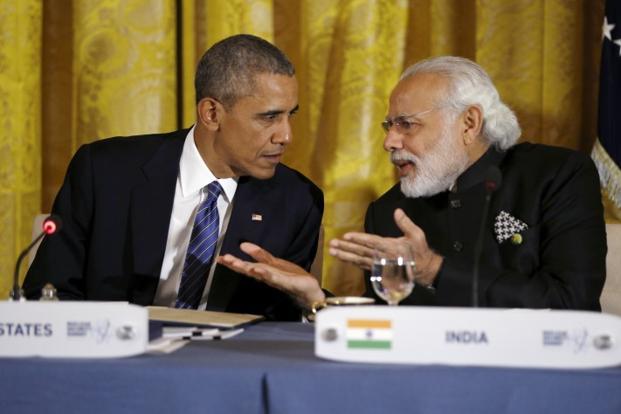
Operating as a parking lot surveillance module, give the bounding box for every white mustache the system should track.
[390,150,418,164]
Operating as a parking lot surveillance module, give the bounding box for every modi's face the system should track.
[383,73,469,198]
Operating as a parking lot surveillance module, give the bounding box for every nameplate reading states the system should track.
[0,302,148,358]
[315,306,621,369]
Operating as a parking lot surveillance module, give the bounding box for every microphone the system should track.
[10,215,62,301]
[472,166,502,307]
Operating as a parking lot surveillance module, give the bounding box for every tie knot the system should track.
[206,181,223,200]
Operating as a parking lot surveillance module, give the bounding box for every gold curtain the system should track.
[0,0,42,296]
[42,0,177,209]
[0,0,607,298]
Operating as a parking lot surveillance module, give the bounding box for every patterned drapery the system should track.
[0,0,609,298]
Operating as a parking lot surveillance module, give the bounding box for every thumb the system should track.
[393,208,420,238]
[240,242,274,264]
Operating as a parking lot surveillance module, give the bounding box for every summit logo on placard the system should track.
[67,320,112,344]
[542,329,588,353]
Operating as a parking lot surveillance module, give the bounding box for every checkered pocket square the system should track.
[494,210,529,243]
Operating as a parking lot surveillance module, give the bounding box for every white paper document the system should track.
[147,327,245,354]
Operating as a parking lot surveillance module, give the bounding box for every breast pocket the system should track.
[498,225,540,274]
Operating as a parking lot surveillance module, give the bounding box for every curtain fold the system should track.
[277,0,409,294]
[0,0,606,298]
[0,0,42,296]
[182,0,274,126]
[71,0,177,143]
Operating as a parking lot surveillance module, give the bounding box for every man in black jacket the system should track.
[24,34,323,321]
[220,56,606,311]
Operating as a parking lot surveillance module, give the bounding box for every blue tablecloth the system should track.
[1,322,620,414]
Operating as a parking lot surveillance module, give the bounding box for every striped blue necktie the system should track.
[175,181,223,309]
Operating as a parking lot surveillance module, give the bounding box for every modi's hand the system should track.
[217,242,325,310]
[328,208,443,287]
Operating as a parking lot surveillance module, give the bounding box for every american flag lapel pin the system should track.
[251,213,263,222]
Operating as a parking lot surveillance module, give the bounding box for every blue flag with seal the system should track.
[592,0,621,209]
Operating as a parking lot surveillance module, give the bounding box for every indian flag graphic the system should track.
[347,319,393,350]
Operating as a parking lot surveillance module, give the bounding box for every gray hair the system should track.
[195,34,295,108]
[400,56,521,150]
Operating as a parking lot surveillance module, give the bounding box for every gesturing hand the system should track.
[217,242,325,309]
[328,208,443,287]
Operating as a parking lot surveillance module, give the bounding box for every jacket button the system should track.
[453,241,463,252]
[450,199,461,208]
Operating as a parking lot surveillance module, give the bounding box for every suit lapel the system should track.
[130,132,186,278]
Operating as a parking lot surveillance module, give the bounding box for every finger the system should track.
[216,254,242,267]
[217,254,270,281]
[257,266,320,298]
[393,208,422,239]
[217,254,256,275]
[271,256,307,273]
[341,232,388,251]
[240,242,274,264]
[221,255,322,307]
[218,254,299,284]
[234,261,296,291]
[246,264,271,280]
[341,233,404,258]
[329,238,376,259]
[329,248,373,270]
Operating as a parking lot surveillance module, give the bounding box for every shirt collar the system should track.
[179,126,237,201]
[453,145,506,193]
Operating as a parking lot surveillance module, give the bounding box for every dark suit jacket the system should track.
[364,143,607,310]
[24,129,324,321]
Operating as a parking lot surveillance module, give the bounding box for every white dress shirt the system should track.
[153,127,237,309]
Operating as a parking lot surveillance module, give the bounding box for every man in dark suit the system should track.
[24,34,323,321]
[219,56,606,311]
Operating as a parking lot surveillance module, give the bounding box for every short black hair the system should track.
[194,34,295,107]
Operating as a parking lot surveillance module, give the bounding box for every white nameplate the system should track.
[315,306,621,369]
[0,302,148,358]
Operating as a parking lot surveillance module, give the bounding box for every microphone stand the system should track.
[10,233,48,301]
[472,167,501,307]
[9,216,61,301]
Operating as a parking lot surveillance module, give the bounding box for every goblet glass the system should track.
[370,250,415,306]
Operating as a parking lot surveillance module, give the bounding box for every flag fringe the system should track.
[592,139,621,209]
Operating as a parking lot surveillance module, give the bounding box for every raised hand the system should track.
[328,208,443,287]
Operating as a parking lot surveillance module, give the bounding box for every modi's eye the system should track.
[396,119,415,130]
[381,118,417,133]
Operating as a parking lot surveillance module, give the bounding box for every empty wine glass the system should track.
[370,249,415,306]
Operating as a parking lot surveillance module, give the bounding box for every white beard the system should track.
[392,126,470,198]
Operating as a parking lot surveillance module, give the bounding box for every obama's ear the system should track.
[197,97,225,131]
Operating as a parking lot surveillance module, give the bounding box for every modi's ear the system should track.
[197,97,224,131]
[461,105,483,145]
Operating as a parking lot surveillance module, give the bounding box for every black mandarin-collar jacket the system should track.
[365,143,606,310]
